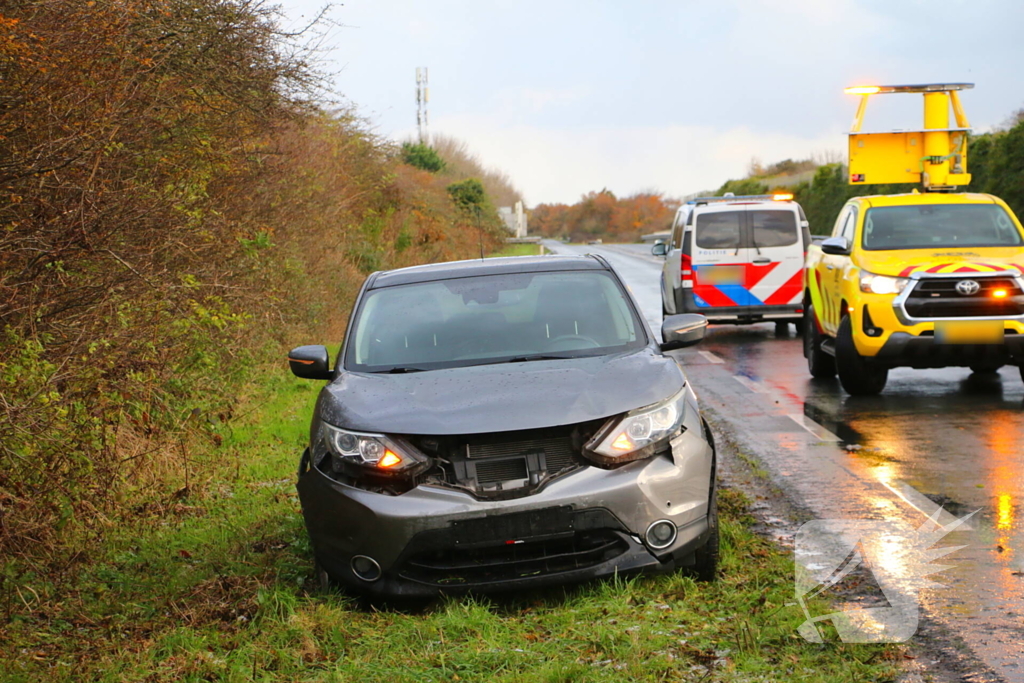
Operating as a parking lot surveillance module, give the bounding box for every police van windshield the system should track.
[862,204,1023,251]
[347,271,646,372]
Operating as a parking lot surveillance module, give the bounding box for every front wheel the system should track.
[804,306,836,378]
[835,316,888,395]
[692,489,719,583]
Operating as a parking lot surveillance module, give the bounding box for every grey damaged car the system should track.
[288,254,718,597]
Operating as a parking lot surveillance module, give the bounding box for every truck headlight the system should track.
[859,271,910,295]
[313,424,430,479]
[584,386,687,467]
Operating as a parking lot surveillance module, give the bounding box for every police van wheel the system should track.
[804,306,836,379]
[774,321,789,337]
[969,364,1002,374]
[836,316,888,395]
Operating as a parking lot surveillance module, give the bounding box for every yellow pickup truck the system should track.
[803,191,1024,394]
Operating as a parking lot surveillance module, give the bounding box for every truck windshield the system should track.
[347,271,646,372]
[862,204,1023,251]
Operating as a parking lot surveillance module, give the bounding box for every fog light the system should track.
[351,555,382,582]
[645,520,677,550]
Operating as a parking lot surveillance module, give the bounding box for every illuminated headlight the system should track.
[859,271,909,295]
[314,424,430,478]
[584,386,687,467]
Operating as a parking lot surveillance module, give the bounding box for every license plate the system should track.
[452,507,574,547]
[935,320,1005,344]
[698,265,744,285]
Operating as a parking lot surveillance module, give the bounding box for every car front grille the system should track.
[467,436,576,472]
[904,277,1024,318]
[474,457,529,484]
[399,530,629,587]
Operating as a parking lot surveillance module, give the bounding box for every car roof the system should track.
[854,192,998,208]
[368,254,610,288]
[693,201,800,214]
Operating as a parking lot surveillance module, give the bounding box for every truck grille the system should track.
[904,277,1024,318]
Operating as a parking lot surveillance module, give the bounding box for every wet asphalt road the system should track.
[544,240,1024,681]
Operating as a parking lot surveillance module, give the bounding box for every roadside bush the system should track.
[0,0,501,594]
[401,142,446,173]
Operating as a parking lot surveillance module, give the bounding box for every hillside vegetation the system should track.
[0,0,505,595]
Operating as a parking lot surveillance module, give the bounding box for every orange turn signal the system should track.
[845,86,881,95]
[993,289,1008,299]
[611,434,634,452]
[378,450,402,468]
[772,193,794,201]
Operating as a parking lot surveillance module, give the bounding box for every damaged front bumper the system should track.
[296,426,714,598]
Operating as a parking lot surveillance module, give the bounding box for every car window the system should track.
[750,210,798,248]
[840,207,858,243]
[695,210,742,249]
[347,271,646,372]
[832,206,852,238]
[862,204,1024,250]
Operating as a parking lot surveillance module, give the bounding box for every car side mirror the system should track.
[660,314,708,351]
[651,241,668,257]
[820,236,851,256]
[288,345,332,380]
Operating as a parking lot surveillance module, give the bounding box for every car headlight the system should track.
[313,423,430,479]
[859,271,910,295]
[584,386,687,467]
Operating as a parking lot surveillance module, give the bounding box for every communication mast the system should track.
[416,67,429,144]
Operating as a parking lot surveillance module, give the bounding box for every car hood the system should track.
[854,247,1024,278]
[320,349,685,435]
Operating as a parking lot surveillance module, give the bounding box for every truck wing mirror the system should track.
[820,236,851,256]
[651,241,668,257]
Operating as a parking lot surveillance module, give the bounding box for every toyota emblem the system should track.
[955,279,981,296]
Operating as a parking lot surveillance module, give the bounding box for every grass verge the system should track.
[489,243,544,258]
[1,367,901,682]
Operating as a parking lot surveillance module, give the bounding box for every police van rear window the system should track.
[695,211,742,249]
[750,210,798,248]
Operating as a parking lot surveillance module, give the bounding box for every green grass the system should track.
[488,243,544,258]
[0,367,901,682]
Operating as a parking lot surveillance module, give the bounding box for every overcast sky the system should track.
[277,0,1024,206]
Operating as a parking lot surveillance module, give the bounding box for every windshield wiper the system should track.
[379,366,429,374]
[504,354,579,364]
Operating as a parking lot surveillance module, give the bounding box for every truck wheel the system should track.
[804,306,836,378]
[774,321,789,337]
[836,316,888,395]
[969,364,1003,374]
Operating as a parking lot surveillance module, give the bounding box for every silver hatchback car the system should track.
[288,254,717,597]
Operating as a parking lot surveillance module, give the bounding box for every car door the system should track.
[745,207,804,308]
[660,208,686,314]
[821,205,857,334]
[691,207,749,308]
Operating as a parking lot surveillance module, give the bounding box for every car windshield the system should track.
[862,204,1023,250]
[346,270,647,372]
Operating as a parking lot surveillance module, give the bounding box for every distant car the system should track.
[588,238,603,245]
[289,254,718,597]
[653,194,811,333]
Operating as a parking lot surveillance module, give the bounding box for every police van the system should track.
[652,194,811,332]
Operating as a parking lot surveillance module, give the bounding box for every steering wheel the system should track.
[542,335,601,352]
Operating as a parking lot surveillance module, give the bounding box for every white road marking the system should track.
[879,478,971,529]
[698,350,725,364]
[787,414,842,441]
[733,375,770,393]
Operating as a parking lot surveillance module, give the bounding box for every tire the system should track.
[692,487,719,583]
[835,316,888,395]
[803,306,836,378]
[774,321,789,337]
[970,364,1003,374]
